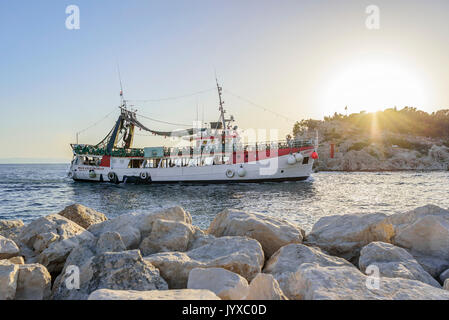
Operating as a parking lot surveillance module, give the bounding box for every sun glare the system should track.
[320,60,429,115]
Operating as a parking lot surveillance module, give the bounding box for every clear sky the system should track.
[1,0,449,161]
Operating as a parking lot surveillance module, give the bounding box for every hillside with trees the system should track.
[293,107,449,171]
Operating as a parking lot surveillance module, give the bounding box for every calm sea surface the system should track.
[1,164,448,231]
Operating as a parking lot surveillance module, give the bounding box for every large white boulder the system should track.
[359,242,440,287]
[15,263,51,300]
[88,289,220,300]
[52,250,168,300]
[244,273,287,300]
[58,204,107,229]
[0,219,24,242]
[0,260,19,300]
[88,206,192,249]
[18,214,95,272]
[386,205,449,277]
[139,219,196,255]
[305,212,394,262]
[145,236,264,289]
[187,267,249,300]
[0,235,20,259]
[207,209,305,258]
[263,244,353,299]
[291,262,449,300]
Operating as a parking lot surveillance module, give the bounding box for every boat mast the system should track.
[216,77,226,132]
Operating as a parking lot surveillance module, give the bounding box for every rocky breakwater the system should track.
[2,204,449,300]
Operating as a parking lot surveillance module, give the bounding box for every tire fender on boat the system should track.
[226,169,235,178]
[287,155,296,165]
[140,172,149,180]
[294,153,304,162]
[237,167,246,177]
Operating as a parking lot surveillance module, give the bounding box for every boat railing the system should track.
[71,138,314,158]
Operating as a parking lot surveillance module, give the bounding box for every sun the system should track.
[320,60,429,115]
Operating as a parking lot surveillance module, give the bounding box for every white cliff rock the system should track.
[58,204,107,229]
[145,236,264,289]
[359,242,440,287]
[244,273,287,300]
[88,289,220,300]
[263,244,353,299]
[52,250,168,300]
[0,235,20,259]
[0,260,19,300]
[306,212,394,263]
[387,205,449,277]
[207,209,304,258]
[15,263,51,300]
[139,219,196,255]
[187,267,249,300]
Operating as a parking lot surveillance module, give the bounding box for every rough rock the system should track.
[305,212,394,263]
[15,263,51,300]
[88,289,220,300]
[0,219,24,242]
[145,236,264,289]
[58,204,107,229]
[18,214,95,273]
[263,244,353,299]
[52,250,168,300]
[359,242,440,287]
[386,205,449,277]
[291,262,449,300]
[8,256,25,264]
[187,267,249,300]
[0,235,20,259]
[139,219,196,255]
[440,269,449,284]
[0,260,19,300]
[245,273,287,300]
[88,206,192,249]
[96,231,126,254]
[444,279,449,291]
[208,209,304,258]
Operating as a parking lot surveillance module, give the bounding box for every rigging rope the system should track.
[126,88,215,103]
[223,89,296,124]
[136,112,194,127]
[76,110,117,135]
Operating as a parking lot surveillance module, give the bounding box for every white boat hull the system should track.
[69,153,314,183]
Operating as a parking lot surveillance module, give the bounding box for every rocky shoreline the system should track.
[2,203,449,300]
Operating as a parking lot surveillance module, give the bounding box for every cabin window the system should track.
[302,157,309,164]
[128,159,144,168]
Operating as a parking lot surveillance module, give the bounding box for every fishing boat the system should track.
[68,81,318,183]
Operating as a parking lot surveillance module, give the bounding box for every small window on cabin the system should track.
[302,157,309,165]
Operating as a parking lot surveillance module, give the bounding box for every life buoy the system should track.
[140,172,149,180]
[89,170,96,178]
[108,172,118,183]
[226,169,235,178]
